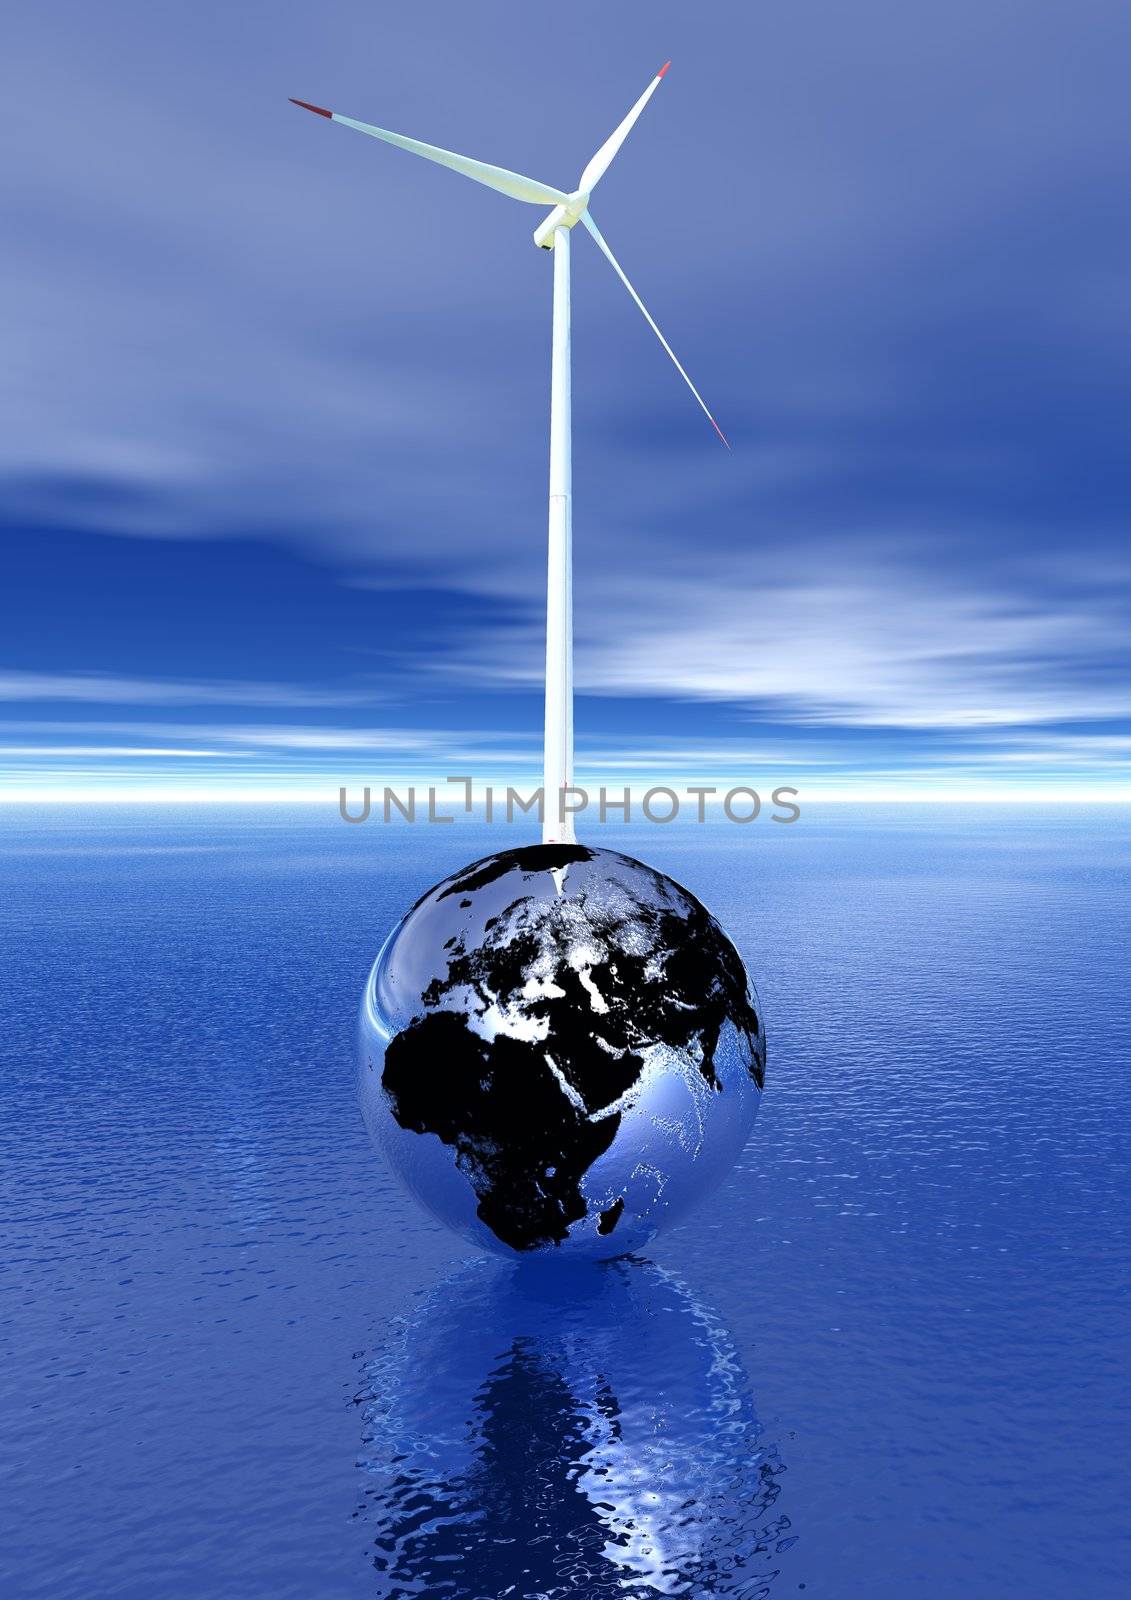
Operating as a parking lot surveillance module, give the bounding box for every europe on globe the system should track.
[358,843,765,1258]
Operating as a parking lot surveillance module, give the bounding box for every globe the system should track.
[358,843,765,1258]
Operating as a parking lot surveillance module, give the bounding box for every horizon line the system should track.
[3,788,1131,806]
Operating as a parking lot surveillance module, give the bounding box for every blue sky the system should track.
[3,0,1130,799]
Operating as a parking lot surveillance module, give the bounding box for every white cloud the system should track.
[0,672,382,707]
[451,546,1131,730]
[0,745,242,758]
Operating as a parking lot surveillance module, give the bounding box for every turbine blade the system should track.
[289,99,569,207]
[581,211,729,448]
[578,63,670,195]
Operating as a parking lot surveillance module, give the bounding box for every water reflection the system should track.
[355,1257,794,1597]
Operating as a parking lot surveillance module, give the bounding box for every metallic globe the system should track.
[358,844,765,1258]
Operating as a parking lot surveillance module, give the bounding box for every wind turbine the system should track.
[291,64,727,845]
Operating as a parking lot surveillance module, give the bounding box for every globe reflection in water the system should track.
[358,844,765,1258]
[355,1259,793,1596]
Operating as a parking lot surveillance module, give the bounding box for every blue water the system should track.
[2,805,1128,1598]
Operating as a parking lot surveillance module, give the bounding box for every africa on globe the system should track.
[358,843,765,1258]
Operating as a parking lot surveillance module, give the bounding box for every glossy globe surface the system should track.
[358,844,765,1258]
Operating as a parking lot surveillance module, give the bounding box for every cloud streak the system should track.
[453,545,1131,730]
[0,672,383,708]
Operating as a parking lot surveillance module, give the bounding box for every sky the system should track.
[3,0,1131,800]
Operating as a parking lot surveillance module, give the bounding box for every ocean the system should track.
[2,804,1128,1597]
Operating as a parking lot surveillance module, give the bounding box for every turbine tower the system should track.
[291,65,727,844]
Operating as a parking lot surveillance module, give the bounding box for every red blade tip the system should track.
[657,61,671,78]
[290,98,332,118]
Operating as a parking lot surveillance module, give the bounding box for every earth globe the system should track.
[358,843,765,1258]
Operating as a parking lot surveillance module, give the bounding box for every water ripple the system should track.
[354,1257,791,1598]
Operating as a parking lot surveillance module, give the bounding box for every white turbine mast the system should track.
[291,64,728,844]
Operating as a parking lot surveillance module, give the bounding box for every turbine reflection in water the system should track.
[354,1258,794,1597]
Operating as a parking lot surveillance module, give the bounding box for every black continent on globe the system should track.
[380,845,764,1252]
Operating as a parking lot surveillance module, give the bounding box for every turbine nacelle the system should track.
[532,191,590,250]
